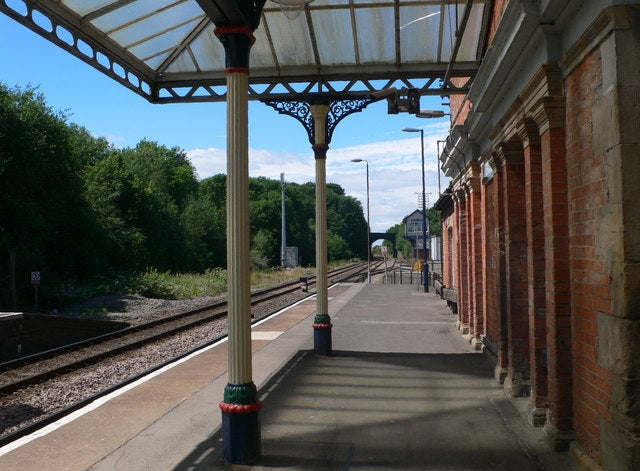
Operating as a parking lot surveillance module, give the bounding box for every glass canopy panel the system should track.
[457,3,485,61]
[251,21,277,70]
[183,25,226,72]
[310,0,350,6]
[352,0,391,5]
[144,50,173,70]
[399,4,441,63]
[97,3,204,48]
[260,11,315,68]
[440,4,455,61]
[311,9,356,66]
[163,46,196,73]
[355,6,395,64]
[61,0,115,18]
[128,18,202,67]
[88,0,181,30]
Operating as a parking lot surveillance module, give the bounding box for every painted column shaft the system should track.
[226,70,252,386]
[311,104,329,319]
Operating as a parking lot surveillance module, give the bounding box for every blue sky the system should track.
[0,13,451,234]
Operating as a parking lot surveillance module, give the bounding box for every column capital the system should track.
[531,97,565,134]
[313,144,328,159]
[214,25,255,71]
[466,177,482,194]
[493,141,523,167]
[516,117,541,148]
[311,104,330,147]
[461,161,481,193]
[310,103,330,118]
[453,188,467,205]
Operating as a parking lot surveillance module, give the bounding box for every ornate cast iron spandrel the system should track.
[263,100,315,143]
[263,97,374,145]
[326,98,373,144]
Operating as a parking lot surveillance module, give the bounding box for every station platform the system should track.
[0,283,575,470]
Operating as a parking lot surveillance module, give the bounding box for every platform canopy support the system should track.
[263,97,375,355]
[208,0,266,464]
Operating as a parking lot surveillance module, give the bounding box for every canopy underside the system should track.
[1,0,490,103]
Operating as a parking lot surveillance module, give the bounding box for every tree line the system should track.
[0,84,367,309]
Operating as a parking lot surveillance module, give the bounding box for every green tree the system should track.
[82,152,148,271]
[327,231,352,261]
[327,183,367,259]
[426,207,442,237]
[0,84,104,307]
[383,223,412,259]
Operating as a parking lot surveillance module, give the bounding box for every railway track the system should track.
[0,262,367,396]
[0,260,396,446]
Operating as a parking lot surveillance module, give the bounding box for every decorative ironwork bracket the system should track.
[262,96,374,145]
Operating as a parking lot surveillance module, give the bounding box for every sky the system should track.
[0,13,451,235]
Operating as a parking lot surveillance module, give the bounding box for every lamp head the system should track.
[416,110,446,118]
[402,127,421,133]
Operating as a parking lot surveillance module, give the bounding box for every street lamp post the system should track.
[351,158,371,283]
[402,127,429,293]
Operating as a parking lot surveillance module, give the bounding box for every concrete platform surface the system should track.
[0,283,575,470]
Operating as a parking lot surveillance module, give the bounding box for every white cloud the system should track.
[186,147,227,180]
[100,133,127,148]
[186,122,450,234]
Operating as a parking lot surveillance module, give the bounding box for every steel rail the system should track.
[0,262,367,394]
[0,261,374,447]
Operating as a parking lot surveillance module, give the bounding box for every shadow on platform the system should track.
[175,348,557,471]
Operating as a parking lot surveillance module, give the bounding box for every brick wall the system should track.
[501,149,531,393]
[481,174,504,369]
[565,46,613,464]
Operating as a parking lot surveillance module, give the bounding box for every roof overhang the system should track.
[1,0,491,104]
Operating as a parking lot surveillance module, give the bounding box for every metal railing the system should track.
[383,260,442,288]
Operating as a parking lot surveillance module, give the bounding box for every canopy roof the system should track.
[1,0,491,103]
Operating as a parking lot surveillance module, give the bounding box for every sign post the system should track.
[31,271,40,312]
[381,246,388,283]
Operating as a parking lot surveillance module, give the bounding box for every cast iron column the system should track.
[311,104,332,355]
[215,25,261,465]
[262,97,374,355]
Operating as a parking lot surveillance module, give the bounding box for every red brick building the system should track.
[435,2,640,469]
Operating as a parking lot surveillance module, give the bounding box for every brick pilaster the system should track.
[467,172,484,350]
[486,153,509,383]
[533,96,574,450]
[518,118,548,426]
[496,141,530,397]
[454,190,469,333]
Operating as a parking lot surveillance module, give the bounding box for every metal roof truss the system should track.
[1,0,490,104]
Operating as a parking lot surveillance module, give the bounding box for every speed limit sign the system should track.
[31,272,41,285]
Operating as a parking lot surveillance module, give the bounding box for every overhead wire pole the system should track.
[351,158,371,283]
[281,172,286,267]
